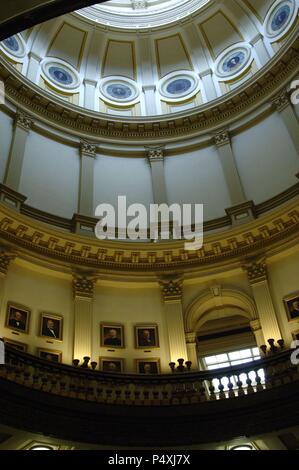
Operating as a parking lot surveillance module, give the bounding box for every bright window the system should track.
[203,347,264,392]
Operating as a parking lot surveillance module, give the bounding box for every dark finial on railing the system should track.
[169,359,192,373]
[277,339,285,350]
[80,357,91,369]
[91,362,98,370]
[268,339,278,354]
[73,359,80,367]
[260,345,267,356]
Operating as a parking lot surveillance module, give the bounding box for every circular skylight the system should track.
[77,0,211,29]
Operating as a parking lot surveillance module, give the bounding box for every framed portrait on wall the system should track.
[3,338,28,352]
[5,303,31,334]
[40,313,63,341]
[100,357,124,373]
[136,358,160,375]
[135,324,159,349]
[38,348,62,363]
[284,292,299,322]
[101,323,125,349]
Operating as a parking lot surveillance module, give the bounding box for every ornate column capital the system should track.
[0,250,16,276]
[272,90,290,112]
[131,0,148,9]
[185,331,197,344]
[80,141,97,158]
[146,146,165,163]
[15,112,33,132]
[73,274,97,300]
[159,276,183,303]
[243,257,268,284]
[214,129,231,148]
[250,319,262,332]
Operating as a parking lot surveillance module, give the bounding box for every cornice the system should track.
[0,196,298,276]
[0,33,298,143]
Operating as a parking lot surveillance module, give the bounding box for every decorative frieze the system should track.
[0,200,298,273]
[73,274,96,300]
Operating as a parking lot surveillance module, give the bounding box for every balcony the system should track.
[0,344,299,446]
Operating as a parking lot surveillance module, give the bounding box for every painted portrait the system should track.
[136,359,160,375]
[284,292,299,322]
[4,338,28,352]
[100,358,124,373]
[135,325,159,349]
[101,324,125,349]
[40,313,63,341]
[38,348,62,363]
[6,303,31,334]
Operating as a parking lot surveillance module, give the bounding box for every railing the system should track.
[0,345,298,407]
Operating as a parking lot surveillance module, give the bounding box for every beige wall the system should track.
[1,247,299,370]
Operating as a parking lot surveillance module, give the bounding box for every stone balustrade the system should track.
[0,344,298,407]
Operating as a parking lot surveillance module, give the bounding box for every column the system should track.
[26,51,42,82]
[79,141,96,216]
[4,112,33,191]
[250,33,270,67]
[84,79,97,110]
[199,69,218,101]
[250,318,265,348]
[142,85,157,116]
[214,130,246,206]
[272,90,299,156]
[138,37,158,115]
[244,258,282,342]
[72,274,96,361]
[159,276,188,363]
[146,146,168,205]
[185,332,199,370]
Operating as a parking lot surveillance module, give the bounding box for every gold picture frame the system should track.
[37,348,62,363]
[5,302,31,334]
[283,292,299,323]
[100,357,124,373]
[39,312,63,341]
[4,337,28,352]
[136,358,161,375]
[134,324,159,349]
[100,323,125,349]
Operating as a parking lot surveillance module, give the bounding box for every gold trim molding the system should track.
[0,196,298,275]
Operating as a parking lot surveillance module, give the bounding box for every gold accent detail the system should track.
[159,276,183,302]
[73,274,96,299]
[243,257,267,284]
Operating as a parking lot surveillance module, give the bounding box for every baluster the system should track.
[218,378,226,399]
[208,380,216,400]
[246,373,254,394]
[227,376,235,398]
[255,371,264,392]
[236,375,245,397]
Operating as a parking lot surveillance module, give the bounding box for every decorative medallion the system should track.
[99,76,140,106]
[264,0,297,40]
[215,44,253,80]
[158,71,200,102]
[41,58,81,92]
[0,34,27,60]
